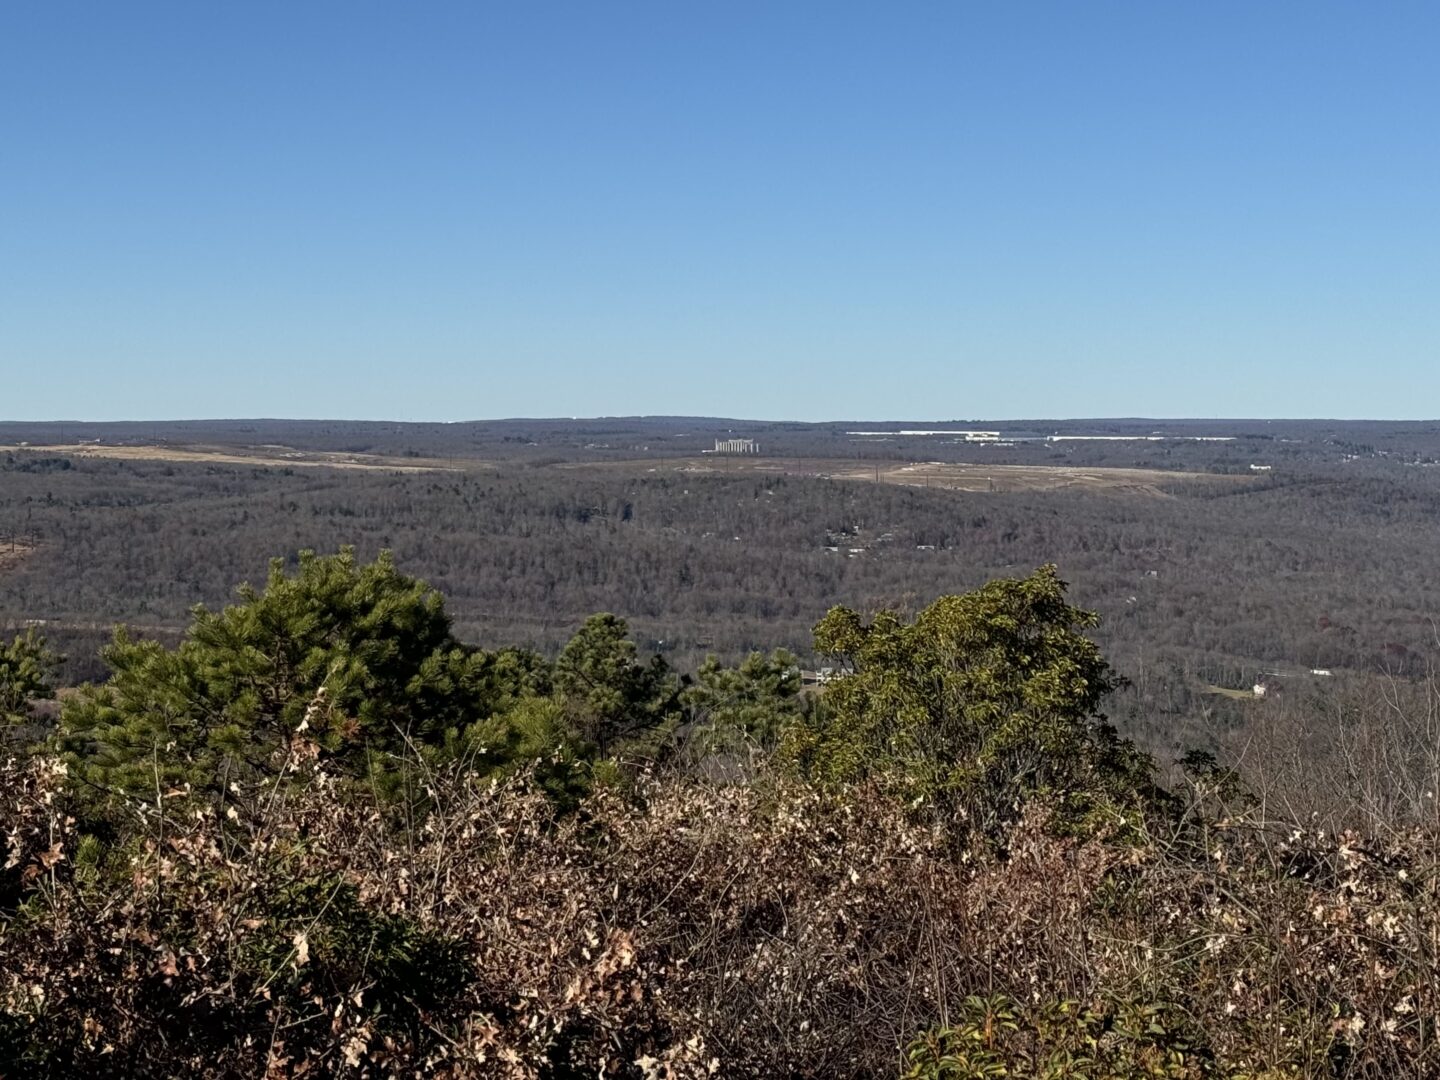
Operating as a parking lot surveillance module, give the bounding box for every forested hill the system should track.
[4,415,1440,469]
[6,421,1440,763]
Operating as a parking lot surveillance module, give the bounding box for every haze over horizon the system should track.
[5,3,1438,423]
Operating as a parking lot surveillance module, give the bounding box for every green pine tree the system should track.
[783,565,1154,832]
[555,613,682,760]
[59,549,549,799]
[681,648,802,753]
[0,629,57,725]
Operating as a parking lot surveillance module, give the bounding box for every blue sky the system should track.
[3,2,1437,421]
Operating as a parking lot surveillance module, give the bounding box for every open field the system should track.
[0,540,37,576]
[0,443,468,473]
[568,456,1253,495]
[1202,683,1257,701]
[3,443,1251,493]
[821,459,1249,494]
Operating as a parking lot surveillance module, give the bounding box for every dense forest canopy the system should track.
[5,415,1440,469]
[5,417,1440,766]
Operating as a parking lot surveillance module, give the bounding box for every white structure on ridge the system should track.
[715,438,760,455]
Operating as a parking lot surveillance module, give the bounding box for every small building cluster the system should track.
[714,438,760,455]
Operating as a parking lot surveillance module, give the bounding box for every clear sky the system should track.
[3,2,1437,421]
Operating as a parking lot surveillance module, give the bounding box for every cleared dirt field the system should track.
[0,443,467,473]
[0,540,36,575]
[571,457,1251,496]
[2,444,1249,494]
[1203,683,1258,702]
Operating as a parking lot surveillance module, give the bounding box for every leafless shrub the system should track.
[1,751,1436,1077]
[1232,667,1440,837]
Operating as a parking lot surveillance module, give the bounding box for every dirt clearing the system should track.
[571,457,1250,496]
[0,444,475,473]
[0,540,36,575]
